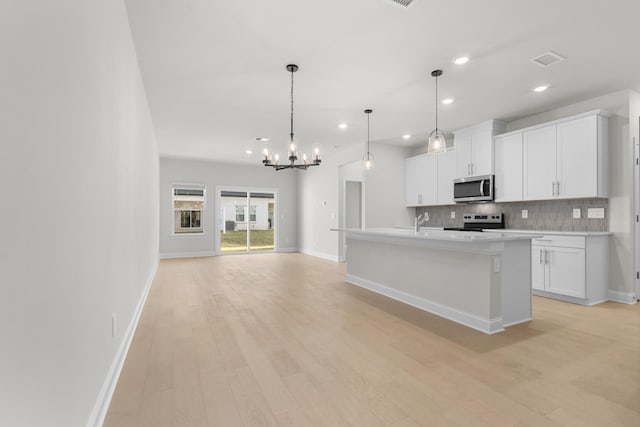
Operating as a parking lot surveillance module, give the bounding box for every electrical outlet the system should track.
[588,208,605,219]
[493,257,501,273]
[521,209,528,219]
[573,208,581,219]
[451,211,456,219]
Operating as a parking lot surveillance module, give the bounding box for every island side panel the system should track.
[500,239,533,326]
[344,237,502,333]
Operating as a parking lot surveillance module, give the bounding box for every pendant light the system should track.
[427,69,447,154]
[262,64,321,170]
[363,109,374,171]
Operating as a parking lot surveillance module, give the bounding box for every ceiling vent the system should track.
[388,0,416,8]
[531,51,566,67]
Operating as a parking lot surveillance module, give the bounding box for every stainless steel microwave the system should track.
[453,174,494,203]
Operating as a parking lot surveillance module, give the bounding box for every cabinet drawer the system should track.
[532,235,585,249]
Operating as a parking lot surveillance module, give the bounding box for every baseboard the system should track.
[86,257,159,427]
[345,273,504,334]
[607,289,638,304]
[278,247,299,253]
[159,251,216,259]
[299,248,340,262]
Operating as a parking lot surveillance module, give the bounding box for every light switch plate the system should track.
[573,208,581,219]
[521,209,528,219]
[451,211,456,219]
[588,207,605,219]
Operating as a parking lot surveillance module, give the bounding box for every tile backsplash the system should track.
[415,198,608,232]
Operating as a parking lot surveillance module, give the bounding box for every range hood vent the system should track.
[531,51,566,67]
[388,0,416,8]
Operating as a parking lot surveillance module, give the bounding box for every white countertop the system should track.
[484,229,611,237]
[333,227,541,243]
[396,226,611,237]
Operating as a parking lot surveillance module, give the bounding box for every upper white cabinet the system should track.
[454,120,506,178]
[556,115,606,198]
[405,150,455,207]
[523,125,557,200]
[494,132,523,202]
[516,111,608,201]
[436,150,456,205]
[405,154,437,206]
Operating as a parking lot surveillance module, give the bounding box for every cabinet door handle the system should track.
[556,181,560,196]
[470,163,474,175]
[552,181,555,196]
[545,249,550,264]
[467,163,471,175]
[539,249,544,264]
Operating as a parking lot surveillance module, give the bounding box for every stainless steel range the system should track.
[443,213,504,232]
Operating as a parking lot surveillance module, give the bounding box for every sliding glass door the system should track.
[219,189,276,253]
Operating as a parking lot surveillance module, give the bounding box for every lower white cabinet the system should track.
[532,244,585,298]
[530,233,609,305]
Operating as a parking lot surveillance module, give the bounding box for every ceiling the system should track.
[125,0,640,164]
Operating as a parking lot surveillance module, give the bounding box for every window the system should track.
[173,186,205,234]
[235,205,245,222]
[249,205,257,222]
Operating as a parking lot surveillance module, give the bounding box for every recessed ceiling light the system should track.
[442,98,454,105]
[403,134,412,140]
[533,85,549,92]
[338,123,348,129]
[454,56,469,65]
[245,149,253,155]
[255,137,269,142]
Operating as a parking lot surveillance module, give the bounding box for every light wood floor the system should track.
[105,253,640,427]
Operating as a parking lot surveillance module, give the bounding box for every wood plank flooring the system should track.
[104,253,640,426]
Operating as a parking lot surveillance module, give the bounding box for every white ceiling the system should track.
[125,0,640,164]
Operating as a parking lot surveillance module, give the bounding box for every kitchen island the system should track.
[332,228,541,334]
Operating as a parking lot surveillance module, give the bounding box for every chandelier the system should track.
[262,64,321,170]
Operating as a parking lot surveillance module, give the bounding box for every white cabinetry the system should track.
[521,112,608,201]
[436,150,456,205]
[494,132,523,202]
[454,120,505,178]
[523,125,557,200]
[529,233,609,305]
[405,150,455,207]
[405,154,437,206]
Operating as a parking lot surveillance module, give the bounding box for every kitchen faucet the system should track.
[415,213,428,232]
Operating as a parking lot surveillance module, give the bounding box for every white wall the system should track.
[0,2,159,426]
[364,143,416,228]
[299,142,413,260]
[160,157,298,256]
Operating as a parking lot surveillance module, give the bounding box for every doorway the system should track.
[635,123,640,299]
[345,181,362,229]
[218,188,277,253]
[338,161,365,262]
